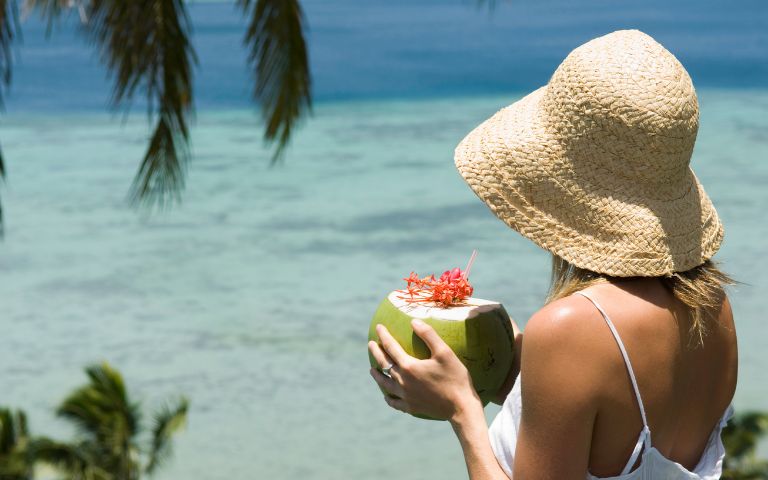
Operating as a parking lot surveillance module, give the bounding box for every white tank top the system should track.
[488,290,734,479]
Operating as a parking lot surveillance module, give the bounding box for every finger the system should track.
[368,340,395,370]
[384,394,409,413]
[368,341,406,384]
[370,368,404,398]
[375,324,412,365]
[411,319,448,357]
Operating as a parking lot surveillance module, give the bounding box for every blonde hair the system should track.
[545,254,738,347]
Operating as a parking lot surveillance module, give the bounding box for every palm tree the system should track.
[31,438,112,480]
[35,362,189,480]
[722,410,768,480]
[0,0,311,233]
[0,408,33,480]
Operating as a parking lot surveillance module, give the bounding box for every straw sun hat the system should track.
[454,29,723,277]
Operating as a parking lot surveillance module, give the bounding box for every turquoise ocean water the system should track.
[1,1,766,479]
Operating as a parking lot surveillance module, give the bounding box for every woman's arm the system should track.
[511,303,601,479]
[450,399,512,480]
[449,304,600,480]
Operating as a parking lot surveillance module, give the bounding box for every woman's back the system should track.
[443,28,740,480]
[569,278,737,477]
[488,276,738,478]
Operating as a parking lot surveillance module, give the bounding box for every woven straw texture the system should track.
[454,30,723,277]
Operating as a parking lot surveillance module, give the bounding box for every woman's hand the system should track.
[367,319,482,421]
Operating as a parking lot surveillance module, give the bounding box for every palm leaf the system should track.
[129,112,189,209]
[238,0,311,163]
[144,397,188,475]
[0,408,32,480]
[31,437,112,480]
[722,411,768,479]
[0,0,20,238]
[0,0,18,106]
[0,408,17,455]
[56,362,141,478]
[81,0,196,208]
[21,0,70,32]
[723,411,768,458]
[0,408,28,454]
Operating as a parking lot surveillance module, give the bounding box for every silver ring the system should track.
[382,363,395,377]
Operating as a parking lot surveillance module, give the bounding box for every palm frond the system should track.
[0,0,20,238]
[0,454,32,480]
[144,397,188,475]
[722,410,768,479]
[56,363,142,479]
[129,113,189,208]
[82,0,196,207]
[238,0,311,163]
[0,408,33,480]
[31,437,112,480]
[0,0,19,105]
[723,411,768,458]
[56,363,141,455]
[21,0,70,32]
[0,408,28,453]
[0,408,16,455]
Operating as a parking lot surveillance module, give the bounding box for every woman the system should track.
[368,30,738,479]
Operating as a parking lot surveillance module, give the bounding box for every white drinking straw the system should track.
[463,249,478,280]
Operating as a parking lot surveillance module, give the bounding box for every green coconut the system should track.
[368,291,515,419]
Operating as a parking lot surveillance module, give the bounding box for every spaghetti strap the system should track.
[575,290,652,474]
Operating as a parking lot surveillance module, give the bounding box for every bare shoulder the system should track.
[523,294,612,362]
[521,294,619,402]
[720,293,737,332]
[526,294,597,336]
[716,292,739,395]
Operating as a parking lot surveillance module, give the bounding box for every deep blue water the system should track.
[3,0,767,112]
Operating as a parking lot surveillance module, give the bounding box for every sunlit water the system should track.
[1,89,767,479]
[1,0,767,479]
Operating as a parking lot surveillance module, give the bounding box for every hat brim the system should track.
[454,87,723,277]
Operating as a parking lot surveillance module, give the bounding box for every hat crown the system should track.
[542,30,699,190]
[453,29,723,277]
